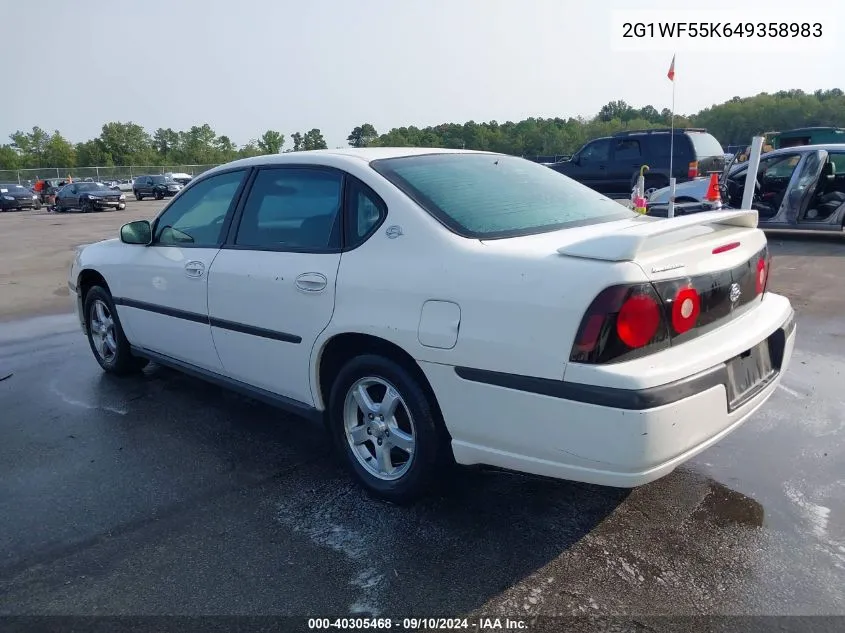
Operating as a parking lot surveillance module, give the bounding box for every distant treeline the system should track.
[2,89,843,170]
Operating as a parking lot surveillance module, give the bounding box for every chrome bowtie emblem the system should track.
[729,282,741,303]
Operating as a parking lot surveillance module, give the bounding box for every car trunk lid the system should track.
[555,208,769,337]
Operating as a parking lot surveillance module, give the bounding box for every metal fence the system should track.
[0,164,220,184]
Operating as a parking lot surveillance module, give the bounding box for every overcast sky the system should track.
[2,0,842,149]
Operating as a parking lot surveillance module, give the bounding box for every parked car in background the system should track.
[117,179,134,192]
[166,172,194,186]
[55,181,126,212]
[68,148,795,502]
[771,127,845,149]
[0,183,41,211]
[133,175,184,200]
[646,145,845,232]
[549,128,726,198]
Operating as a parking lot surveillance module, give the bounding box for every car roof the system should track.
[207,147,487,172]
[771,143,845,153]
[736,144,845,161]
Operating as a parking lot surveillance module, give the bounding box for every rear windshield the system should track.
[371,153,632,239]
[688,132,724,158]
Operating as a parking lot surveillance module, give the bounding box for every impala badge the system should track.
[385,225,403,239]
[729,282,741,303]
[651,263,685,274]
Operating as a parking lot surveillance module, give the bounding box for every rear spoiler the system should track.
[557,209,759,262]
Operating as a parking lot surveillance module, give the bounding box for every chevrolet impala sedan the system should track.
[68,148,796,503]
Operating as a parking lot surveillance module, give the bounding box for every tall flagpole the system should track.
[668,53,677,218]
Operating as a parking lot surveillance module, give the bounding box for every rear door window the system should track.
[613,139,641,162]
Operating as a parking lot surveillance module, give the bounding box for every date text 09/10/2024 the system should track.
[307,617,528,630]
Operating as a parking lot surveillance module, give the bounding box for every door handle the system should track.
[184,261,206,278]
[295,272,327,292]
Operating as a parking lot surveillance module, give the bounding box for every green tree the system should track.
[75,140,112,167]
[0,145,21,170]
[43,132,76,168]
[179,124,219,164]
[215,135,238,162]
[153,127,181,161]
[302,128,327,150]
[598,100,635,122]
[237,142,262,159]
[99,122,154,165]
[291,132,304,151]
[257,130,285,154]
[10,126,51,167]
[347,123,379,147]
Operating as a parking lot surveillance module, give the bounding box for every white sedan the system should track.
[68,148,796,503]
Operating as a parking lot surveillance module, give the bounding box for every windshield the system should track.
[371,153,632,238]
[75,183,102,191]
[151,176,175,184]
[0,184,26,190]
[688,132,724,158]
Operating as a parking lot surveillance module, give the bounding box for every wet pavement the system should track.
[0,235,843,618]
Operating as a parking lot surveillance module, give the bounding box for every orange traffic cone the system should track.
[704,173,721,209]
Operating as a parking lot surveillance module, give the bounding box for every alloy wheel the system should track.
[343,376,416,481]
[89,299,117,364]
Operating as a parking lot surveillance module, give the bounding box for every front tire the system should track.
[155,190,164,200]
[84,286,148,375]
[328,354,450,504]
[81,200,94,213]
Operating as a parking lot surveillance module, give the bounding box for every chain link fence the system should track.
[0,165,220,185]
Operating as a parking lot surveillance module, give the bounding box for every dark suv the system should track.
[549,128,726,197]
[133,175,184,200]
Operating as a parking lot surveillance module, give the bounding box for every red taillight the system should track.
[756,255,767,294]
[688,161,699,179]
[570,284,669,363]
[616,294,661,348]
[712,241,740,254]
[671,287,701,334]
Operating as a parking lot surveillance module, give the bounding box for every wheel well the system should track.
[78,269,109,304]
[317,333,448,437]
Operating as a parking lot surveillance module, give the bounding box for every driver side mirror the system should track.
[570,154,580,165]
[120,220,152,245]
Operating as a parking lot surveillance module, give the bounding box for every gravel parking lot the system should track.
[0,205,843,622]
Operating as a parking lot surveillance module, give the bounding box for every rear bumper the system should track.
[422,293,796,488]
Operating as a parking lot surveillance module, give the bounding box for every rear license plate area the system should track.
[726,339,776,411]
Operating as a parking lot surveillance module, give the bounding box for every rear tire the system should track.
[328,354,451,504]
[84,286,148,375]
[134,190,143,201]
